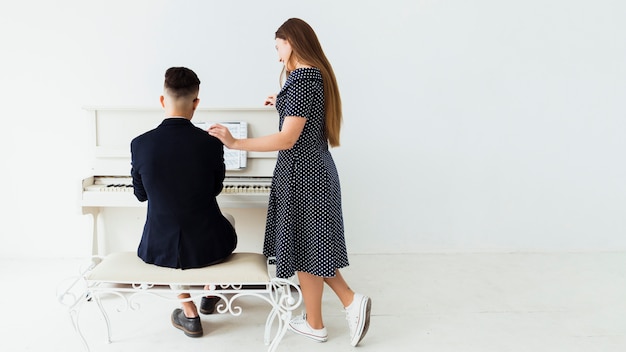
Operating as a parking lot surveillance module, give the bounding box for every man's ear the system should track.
[192,98,200,110]
[159,95,165,108]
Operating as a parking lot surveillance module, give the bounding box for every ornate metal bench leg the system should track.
[68,305,90,352]
[93,294,113,344]
[264,306,281,346]
[264,278,302,352]
[57,273,94,352]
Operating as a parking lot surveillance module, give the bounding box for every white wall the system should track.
[0,0,624,258]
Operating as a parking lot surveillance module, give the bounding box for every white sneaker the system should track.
[345,293,371,346]
[288,312,328,342]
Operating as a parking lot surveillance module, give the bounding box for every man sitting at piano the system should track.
[130,66,237,338]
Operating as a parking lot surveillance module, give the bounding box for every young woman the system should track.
[208,18,371,346]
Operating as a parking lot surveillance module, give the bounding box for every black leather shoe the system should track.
[200,296,221,315]
[171,308,203,337]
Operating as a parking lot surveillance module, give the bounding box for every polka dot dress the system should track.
[263,67,349,279]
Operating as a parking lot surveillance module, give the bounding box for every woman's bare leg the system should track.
[296,271,326,329]
[324,269,355,307]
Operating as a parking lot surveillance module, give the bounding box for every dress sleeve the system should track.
[283,78,316,119]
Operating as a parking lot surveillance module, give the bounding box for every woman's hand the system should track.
[264,94,277,106]
[208,124,236,148]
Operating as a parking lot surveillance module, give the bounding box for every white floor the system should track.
[1,251,625,352]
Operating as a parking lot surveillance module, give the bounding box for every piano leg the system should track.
[82,207,101,257]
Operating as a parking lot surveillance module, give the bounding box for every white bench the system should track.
[57,251,301,352]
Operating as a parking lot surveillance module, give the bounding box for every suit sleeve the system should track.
[130,140,147,202]
[214,145,225,197]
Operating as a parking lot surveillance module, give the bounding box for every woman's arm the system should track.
[208,115,306,152]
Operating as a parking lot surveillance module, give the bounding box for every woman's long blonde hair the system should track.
[275,18,342,147]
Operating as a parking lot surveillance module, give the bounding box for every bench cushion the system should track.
[88,252,271,285]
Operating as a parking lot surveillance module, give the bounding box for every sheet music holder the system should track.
[193,121,248,170]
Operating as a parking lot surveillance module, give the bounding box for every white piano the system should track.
[81,107,277,256]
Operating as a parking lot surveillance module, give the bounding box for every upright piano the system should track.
[80,107,277,256]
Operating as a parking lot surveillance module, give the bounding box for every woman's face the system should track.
[275,38,293,68]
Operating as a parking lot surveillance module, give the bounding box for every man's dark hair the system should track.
[164,67,200,98]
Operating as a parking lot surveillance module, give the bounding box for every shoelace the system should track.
[344,308,358,333]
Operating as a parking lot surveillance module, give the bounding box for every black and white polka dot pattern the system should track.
[263,67,349,279]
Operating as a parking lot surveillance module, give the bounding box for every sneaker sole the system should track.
[351,296,372,347]
[288,323,328,342]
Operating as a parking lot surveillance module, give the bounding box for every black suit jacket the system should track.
[130,117,237,269]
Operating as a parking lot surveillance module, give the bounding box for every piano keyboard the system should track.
[224,184,271,193]
[85,184,133,192]
[221,177,271,194]
[84,177,271,194]
[82,176,272,208]
[85,183,271,194]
